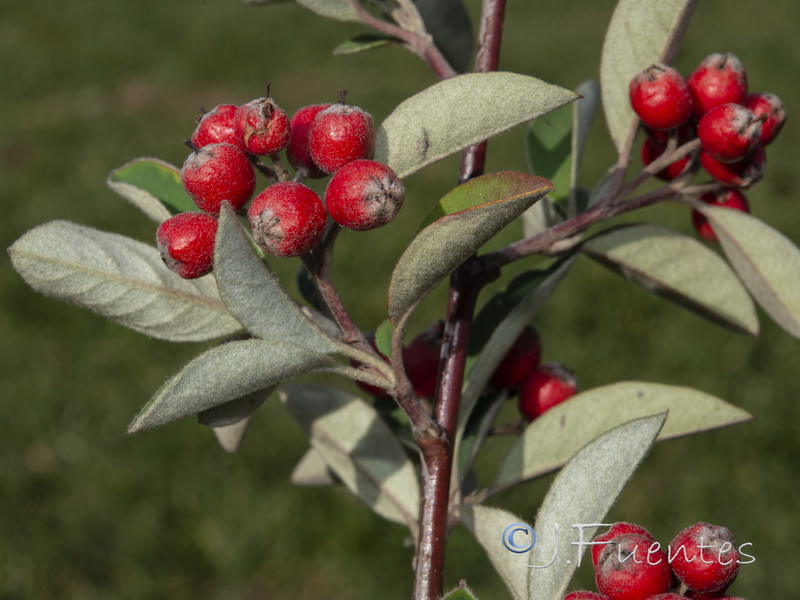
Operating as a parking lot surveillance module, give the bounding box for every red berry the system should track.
[697,103,761,163]
[309,102,375,173]
[325,159,404,231]
[563,592,612,600]
[190,104,239,149]
[669,522,740,594]
[647,595,690,600]
[594,533,672,600]
[699,143,766,189]
[234,97,291,156]
[490,325,543,388]
[181,143,256,215]
[286,104,332,178]
[591,523,655,568]
[641,137,695,181]
[156,212,218,279]
[352,333,391,399]
[518,363,577,421]
[247,182,327,258]
[403,321,444,399]
[687,53,748,119]
[629,64,693,131]
[691,189,750,243]
[743,92,786,144]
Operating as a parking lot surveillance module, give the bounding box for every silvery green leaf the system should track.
[212,419,253,454]
[215,204,341,353]
[522,197,562,239]
[294,0,359,21]
[290,447,337,486]
[8,220,241,342]
[491,382,751,495]
[600,0,696,153]
[571,80,600,189]
[375,73,579,178]
[280,384,420,529]
[527,414,666,600]
[198,386,274,428]
[701,205,800,339]
[333,34,398,55]
[106,158,195,222]
[414,0,473,73]
[582,223,758,335]
[128,339,337,433]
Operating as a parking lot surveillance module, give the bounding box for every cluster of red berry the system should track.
[566,521,746,600]
[156,90,404,279]
[629,52,786,242]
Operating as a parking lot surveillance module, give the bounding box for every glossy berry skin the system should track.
[563,592,612,600]
[629,64,693,131]
[309,103,375,173]
[743,92,787,144]
[697,103,762,163]
[647,595,691,600]
[700,143,766,189]
[325,159,404,231]
[687,53,748,119]
[518,362,577,421]
[692,189,750,243]
[181,143,256,215]
[191,104,239,149]
[403,321,444,400]
[234,97,291,156]
[594,533,671,600]
[287,104,332,178]
[669,522,740,593]
[156,212,218,279]
[591,523,655,568]
[490,325,542,388]
[641,137,695,180]
[247,182,327,258]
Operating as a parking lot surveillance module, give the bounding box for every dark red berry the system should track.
[641,137,695,180]
[309,102,375,173]
[629,64,693,131]
[325,159,404,231]
[518,362,577,421]
[191,104,239,149]
[687,53,748,119]
[700,143,766,189]
[594,533,671,600]
[403,321,444,400]
[234,97,291,156]
[563,592,612,600]
[156,212,218,279]
[181,142,256,215]
[692,189,750,242]
[490,325,543,388]
[287,103,332,178]
[743,92,786,144]
[697,103,762,163]
[669,522,740,594]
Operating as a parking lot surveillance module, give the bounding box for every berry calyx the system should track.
[641,137,695,181]
[669,522,740,594]
[309,95,375,173]
[287,103,333,178]
[325,159,404,231]
[518,362,577,421]
[247,182,327,257]
[234,96,291,156]
[403,321,444,400]
[742,92,786,145]
[594,533,672,600]
[191,104,239,149]
[629,64,693,131]
[687,53,748,119]
[181,142,256,215]
[490,325,543,389]
[156,212,218,279]
[697,103,762,163]
[591,523,656,568]
[699,143,766,189]
[691,189,750,242]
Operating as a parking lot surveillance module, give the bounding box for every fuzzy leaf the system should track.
[375,319,393,357]
[389,173,553,326]
[526,106,572,201]
[128,339,337,433]
[414,0,474,73]
[8,220,241,342]
[107,158,195,221]
[212,419,253,454]
[291,448,337,486]
[702,205,800,339]
[491,382,751,495]
[375,73,579,178]
[527,414,666,600]
[600,0,696,153]
[521,197,561,239]
[280,384,420,528]
[294,0,359,21]
[442,582,480,600]
[572,80,600,186]
[215,204,340,353]
[582,223,758,336]
[333,34,397,55]
[198,386,273,428]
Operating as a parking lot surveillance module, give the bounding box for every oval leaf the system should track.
[107,158,195,221]
[582,223,758,335]
[294,0,359,21]
[333,33,397,56]
[491,382,752,495]
[8,220,241,342]
[389,172,554,325]
[280,384,420,529]
[375,73,579,178]
[600,0,696,153]
[291,448,337,487]
[701,205,800,339]
[525,105,572,202]
[212,418,253,454]
[128,339,337,433]
[198,386,274,428]
[572,79,600,189]
[414,0,474,73]
[527,414,667,600]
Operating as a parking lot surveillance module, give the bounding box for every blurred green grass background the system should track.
[2,1,799,598]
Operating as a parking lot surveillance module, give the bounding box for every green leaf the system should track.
[128,339,337,433]
[582,223,759,336]
[375,319,393,357]
[242,0,290,5]
[443,581,480,600]
[389,173,553,327]
[490,382,752,495]
[106,158,195,221]
[291,448,337,486]
[198,386,273,428]
[280,384,420,528]
[457,391,506,483]
[527,414,667,600]
[600,0,696,153]
[375,73,579,178]
[8,220,241,342]
[702,205,800,339]
[414,0,474,73]
[525,105,572,202]
[215,204,341,353]
[294,0,359,22]
[572,80,600,187]
[521,197,562,239]
[333,33,397,55]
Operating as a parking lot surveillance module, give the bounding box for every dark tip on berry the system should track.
[184,139,200,153]
[195,106,207,123]
[264,82,272,97]
[338,89,348,104]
